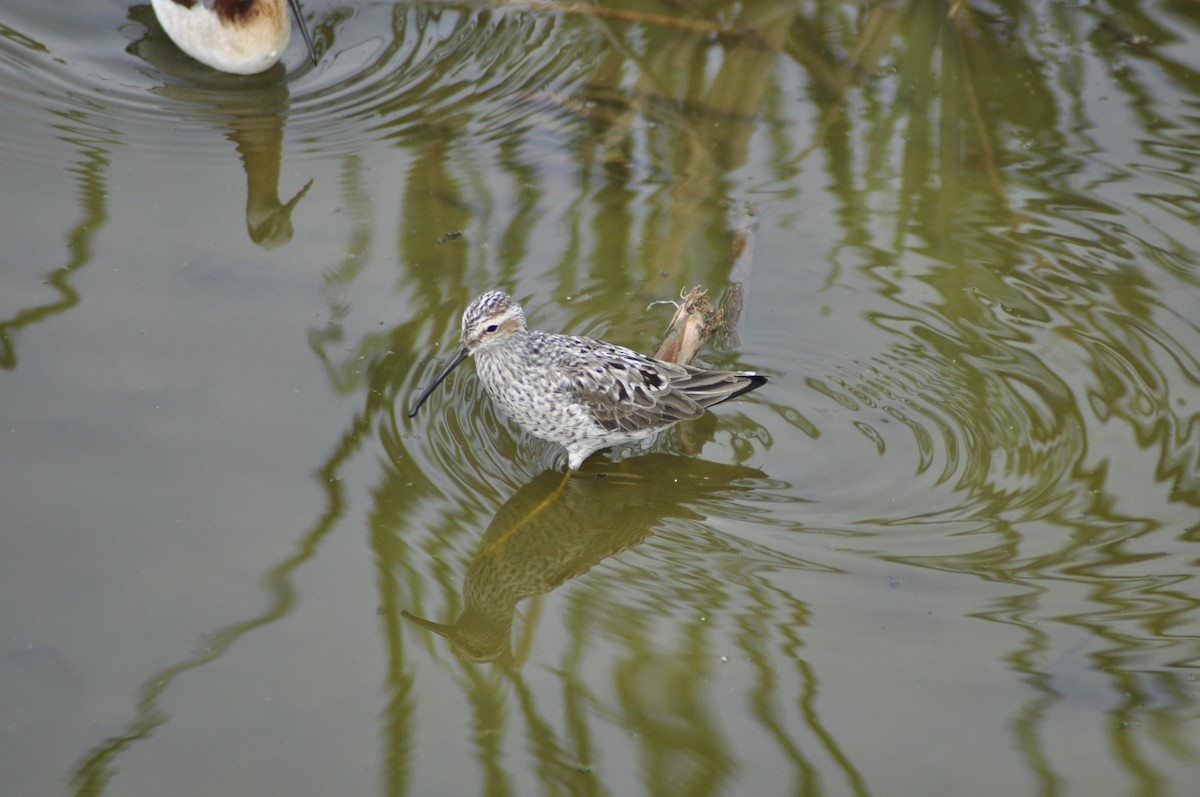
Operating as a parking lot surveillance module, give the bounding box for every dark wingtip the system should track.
[728,373,767,401]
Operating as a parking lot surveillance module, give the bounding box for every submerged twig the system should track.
[654,287,722,366]
[724,201,758,348]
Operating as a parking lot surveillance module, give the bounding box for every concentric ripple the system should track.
[288,4,604,155]
[0,2,603,163]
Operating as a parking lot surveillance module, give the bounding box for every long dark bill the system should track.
[288,0,318,65]
[407,346,469,418]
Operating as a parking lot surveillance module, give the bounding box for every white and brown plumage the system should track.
[151,0,316,74]
[409,291,767,470]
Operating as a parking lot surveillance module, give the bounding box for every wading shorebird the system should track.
[408,291,767,470]
[151,0,317,74]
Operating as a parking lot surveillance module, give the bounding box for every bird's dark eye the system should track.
[485,324,498,333]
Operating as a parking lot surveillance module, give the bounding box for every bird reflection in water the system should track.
[403,454,764,664]
[129,4,314,250]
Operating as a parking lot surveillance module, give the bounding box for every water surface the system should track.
[1,1,1198,795]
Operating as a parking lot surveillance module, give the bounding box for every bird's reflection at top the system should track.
[128,4,313,250]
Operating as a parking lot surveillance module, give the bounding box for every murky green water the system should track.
[2,1,1198,795]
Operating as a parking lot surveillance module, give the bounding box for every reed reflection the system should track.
[403,454,764,664]
[0,145,104,371]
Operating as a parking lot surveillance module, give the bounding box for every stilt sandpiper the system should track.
[151,0,317,74]
[409,291,767,470]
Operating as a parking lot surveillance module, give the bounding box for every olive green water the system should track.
[2,2,1199,795]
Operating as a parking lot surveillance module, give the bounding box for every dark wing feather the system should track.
[553,337,765,433]
[670,368,768,409]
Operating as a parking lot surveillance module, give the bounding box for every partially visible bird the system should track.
[408,291,767,470]
[151,0,316,75]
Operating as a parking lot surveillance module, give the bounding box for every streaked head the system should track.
[407,291,525,418]
[461,291,526,353]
